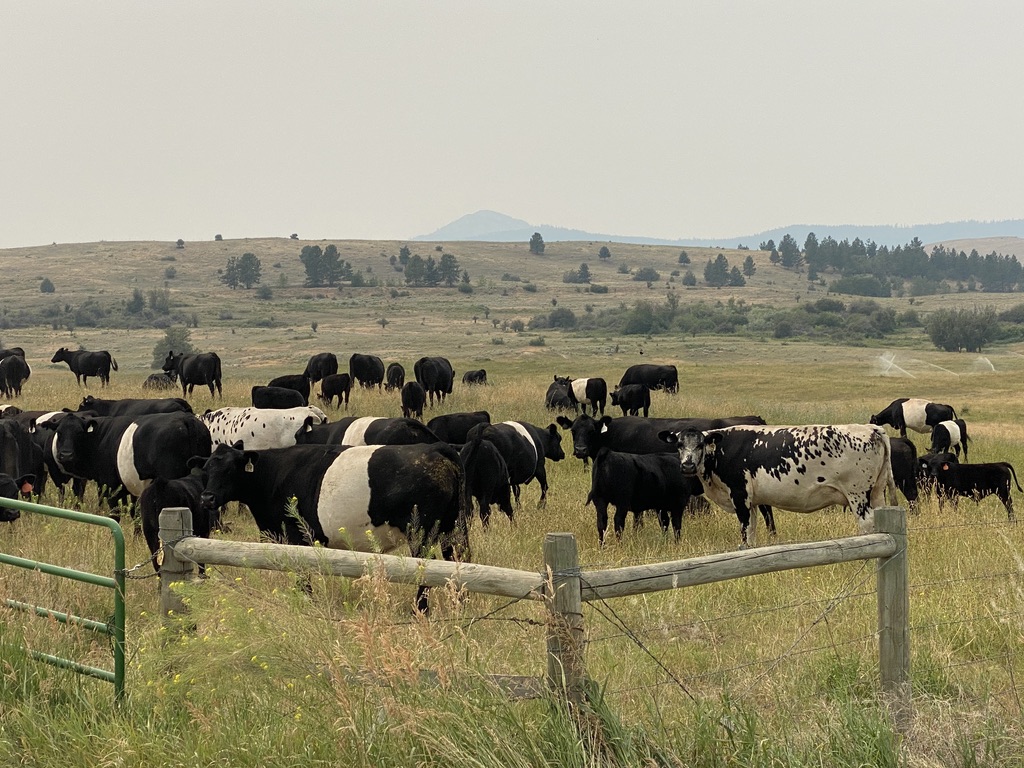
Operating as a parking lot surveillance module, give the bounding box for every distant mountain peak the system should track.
[415,210,531,241]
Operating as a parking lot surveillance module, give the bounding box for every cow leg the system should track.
[478,498,492,528]
[759,505,776,536]
[594,499,610,545]
[1000,488,1015,521]
[535,468,549,509]
[612,505,628,539]
[736,504,756,548]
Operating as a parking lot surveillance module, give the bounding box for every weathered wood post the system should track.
[875,506,911,726]
[159,506,195,624]
[543,532,587,708]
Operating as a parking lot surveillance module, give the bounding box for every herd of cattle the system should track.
[0,344,1021,611]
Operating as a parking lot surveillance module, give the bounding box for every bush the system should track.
[588,284,609,294]
[164,266,177,279]
[522,283,538,293]
[490,337,505,345]
[256,286,274,300]
[457,284,474,294]
[40,278,55,293]
[633,267,661,282]
[528,336,546,347]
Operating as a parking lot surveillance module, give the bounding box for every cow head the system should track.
[609,387,621,406]
[553,375,573,388]
[53,412,98,471]
[541,424,565,462]
[659,428,719,477]
[199,441,254,511]
[50,347,70,364]
[162,351,183,374]
[556,413,611,460]
[79,395,98,411]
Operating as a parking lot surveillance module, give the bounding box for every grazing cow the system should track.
[51,347,118,387]
[587,448,699,544]
[295,416,440,447]
[267,372,310,405]
[610,384,651,417]
[139,474,213,574]
[889,437,919,512]
[197,441,469,613]
[143,372,178,391]
[919,453,1022,519]
[545,379,574,411]
[459,437,514,527]
[0,473,37,520]
[659,424,895,548]
[349,353,385,389]
[199,406,328,450]
[557,414,767,463]
[251,385,307,410]
[462,369,487,386]
[619,363,679,394]
[465,420,565,509]
[303,352,339,385]
[0,354,30,398]
[52,411,213,515]
[76,395,193,417]
[414,356,456,406]
[930,419,970,461]
[869,398,956,438]
[317,373,352,409]
[554,376,608,417]
[401,381,427,420]
[0,347,26,361]
[385,362,405,392]
[162,351,223,398]
[426,411,491,444]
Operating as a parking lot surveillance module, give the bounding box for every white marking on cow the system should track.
[901,399,931,433]
[116,422,149,497]
[502,421,537,465]
[342,416,383,446]
[199,407,328,450]
[317,445,404,551]
[570,378,591,404]
[32,412,64,431]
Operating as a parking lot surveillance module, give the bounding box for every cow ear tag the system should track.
[600,424,609,434]
[245,459,255,473]
[942,463,949,471]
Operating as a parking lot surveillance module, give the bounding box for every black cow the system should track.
[163,351,223,398]
[0,347,26,361]
[426,411,491,444]
[53,411,213,516]
[465,420,565,509]
[870,398,957,438]
[401,381,427,420]
[385,362,405,392]
[414,357,455,406]
[610,384,651,417]
[51,348,118,387]
[143,373,178,390]
[930,419,970,461]
[317,373,352,409]
[303,352,339,385]
[197,441,469,613]
[296,416,441,447]
[266,372,310,405]
[76,395,193,417]
[0,419,35,481]
[139,474,214,575]
[554,376,608,416]
[919,453,1022,520]
[349,353,385,389]
[889,437,919,512]
[545,380,574,411]
[0,354,30,398]
[587,448,698,544]
[462,369,487,386]
[619,363,679,394]
[25,413,86,504]
[252,385,307,410]
[459,436,514,527]
[0,405,23,418]
[0,473,36,521]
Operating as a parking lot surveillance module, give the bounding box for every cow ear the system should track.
[547,424,559,437]
[231,440,245,450]
[556,416,571,429]
[553,375,559,382]
[186,456,205,471]
[658,430,677,445]
[706,432,724,449]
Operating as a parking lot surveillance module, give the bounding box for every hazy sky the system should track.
[3,2,1022,248]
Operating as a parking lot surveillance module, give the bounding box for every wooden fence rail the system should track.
[159,506,910,721]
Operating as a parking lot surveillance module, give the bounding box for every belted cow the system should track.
[929,419,970,461]
[660,424,895,548]
[869,398,956,438]
[554,375,607,417]
[295,416,440,447]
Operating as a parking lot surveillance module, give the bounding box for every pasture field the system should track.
[3,339,1024,767]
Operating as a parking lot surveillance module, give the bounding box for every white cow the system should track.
[199,406,328,450]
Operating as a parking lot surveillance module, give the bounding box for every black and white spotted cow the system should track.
[52,411,213,516]
[869,398,957,438]
[199,406,328,450]
[659,424,895,548]
[553,376,607,417]
[295,416,440,447]
[464,420,565,509]
[929,419,970,461]
[919,453,1022,520]
[196,441,470,613]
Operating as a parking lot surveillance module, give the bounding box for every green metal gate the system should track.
[0,496,126,703]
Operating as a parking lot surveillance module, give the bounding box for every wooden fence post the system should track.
[874,506,911,725]
[543,532,586,708]
[159,506,195,624]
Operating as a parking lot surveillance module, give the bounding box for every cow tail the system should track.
[110,357,119,372]
[213,354,223,384]
[881,433,898,506]
[1008,463,1024,493]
